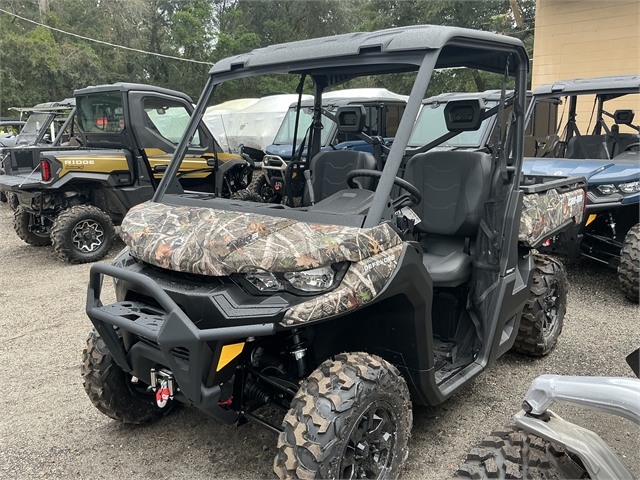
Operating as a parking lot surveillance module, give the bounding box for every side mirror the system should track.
[336,105,366,134]
[613,109,635,125]
[444,99,485,132]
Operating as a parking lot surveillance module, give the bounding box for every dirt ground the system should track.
[0,201,638,479]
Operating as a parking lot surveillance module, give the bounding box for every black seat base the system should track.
[422,252,472,288]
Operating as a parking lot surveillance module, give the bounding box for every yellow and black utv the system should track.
[0,83,252,263]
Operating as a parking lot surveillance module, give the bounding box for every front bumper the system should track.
[86,263,276,423]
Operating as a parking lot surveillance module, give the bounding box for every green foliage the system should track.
[0,0,535,115]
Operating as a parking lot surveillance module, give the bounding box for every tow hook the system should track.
[150,368,174,408]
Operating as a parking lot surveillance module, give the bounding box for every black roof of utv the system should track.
[74,82,194,103]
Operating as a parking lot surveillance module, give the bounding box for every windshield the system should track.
[273,107,334,146]
[409,101,496,147]
[14,112,51,144]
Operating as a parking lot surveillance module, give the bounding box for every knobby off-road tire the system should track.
[51,205,115,263]
[274,352,412,480]
[82,330,175,424]
[230,188,262,202]
[513,255,567,356]
[7,192,19,210]
[249,171,281,203]
[13,207,52,246]
[618,223,640,303]
[453,426,589,480]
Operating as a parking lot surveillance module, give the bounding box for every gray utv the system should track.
[454,348,640,479]
[81,25,586,478]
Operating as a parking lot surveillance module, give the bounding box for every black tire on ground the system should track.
[230,188,262,202]
[248,172,281,203]
[273,352,412,480]
[13,207,52,246]
[7,192,19,210]
[512,254,567,356]
[453,425,589,480]
[82,329,175,424]
[618,223,640,303]
[50,205,115,263]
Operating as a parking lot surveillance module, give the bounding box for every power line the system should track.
[0,8,214,66]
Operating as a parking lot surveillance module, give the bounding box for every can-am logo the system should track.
[65,160,95,165]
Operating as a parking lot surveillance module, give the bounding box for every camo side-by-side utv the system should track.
[81,26,586,479]
[523,75,640,302]
[0,83,252,263]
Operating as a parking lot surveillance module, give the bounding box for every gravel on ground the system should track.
[0,202,638,479]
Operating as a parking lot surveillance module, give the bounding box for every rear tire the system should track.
[51,205,115,263]
[274,352,412,480]
[82,330,175,424]
[453,426,589,479]
[7,192,19,211]
[13,207,52,246]
[619,223,640,303]
[513,254,567,356]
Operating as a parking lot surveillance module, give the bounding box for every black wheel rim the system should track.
[72,219,104,253]
[340,401,397,480]
[542,279,559,337]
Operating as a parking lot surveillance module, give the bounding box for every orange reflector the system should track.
[216,342,245,371]
[585,214,597,227]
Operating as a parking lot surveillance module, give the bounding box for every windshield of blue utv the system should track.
[409,101,496,147]
[273,107,334,146]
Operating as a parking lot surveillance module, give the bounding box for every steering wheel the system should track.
[623,142,640,152]
[346,169,422,208]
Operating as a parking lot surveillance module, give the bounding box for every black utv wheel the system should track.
[13,207,52,246]
[513,254,567,356]
[249,172,281,203]
[82,330,175,424]
[50,205,115,263]
[453,426,589,480]
[273,352,412,480]
[619,223,640,303]
[7,192,19,211]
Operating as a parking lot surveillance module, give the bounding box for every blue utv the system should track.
[523,75,640,302]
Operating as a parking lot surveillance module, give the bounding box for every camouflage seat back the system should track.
[403,151,492,237]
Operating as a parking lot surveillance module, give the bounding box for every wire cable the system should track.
[0,8,213,66]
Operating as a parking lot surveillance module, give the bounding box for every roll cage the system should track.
[154,26,529,229]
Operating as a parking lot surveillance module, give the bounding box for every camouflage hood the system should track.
[121,202,402,276]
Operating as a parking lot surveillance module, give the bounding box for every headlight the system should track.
[245,271,284,292]
[284,266,335,292]
[618,181,640,194]
[596,184,617,195]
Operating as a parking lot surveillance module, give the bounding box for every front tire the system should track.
[51,205,115,263]
[453,426,589,479]
[249,172,281,203]
[619,223,640,303]
[13,207,52,246]
[512,254,567,356]
[82,330,174,424]
[274,352,412,480]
